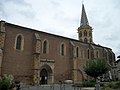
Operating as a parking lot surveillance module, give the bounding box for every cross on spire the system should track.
[82,0,84,4]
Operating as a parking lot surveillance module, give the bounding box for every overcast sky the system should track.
[0,0,120,59]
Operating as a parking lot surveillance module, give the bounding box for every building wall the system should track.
[117,62,120,80]
[0,21,116,84]
[115,60,120,81]
[2,24,34,84]
[39,32,73,83]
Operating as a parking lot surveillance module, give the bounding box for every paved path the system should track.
[21,84,95,90]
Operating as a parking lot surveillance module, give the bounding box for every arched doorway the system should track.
[78,69,85,82]
[40,69,48,84]
[40,64,53,84]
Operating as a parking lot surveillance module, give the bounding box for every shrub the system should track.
[0,74,14,90]
[110,81,120,89]
[82,80,96,87]
[0,79,11,90]
[103,81,120,89]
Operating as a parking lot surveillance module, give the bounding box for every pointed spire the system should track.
[80,4,89,26]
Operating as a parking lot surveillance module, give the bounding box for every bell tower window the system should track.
[89,32,92,36]
[79,31,82,37]
[84,38,88,43]
[84,30,87,36]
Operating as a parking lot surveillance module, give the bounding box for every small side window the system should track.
[15,34,24,51]
[60,43,66,56]
[42,40,49,54]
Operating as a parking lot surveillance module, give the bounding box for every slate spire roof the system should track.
[80,4,89,26]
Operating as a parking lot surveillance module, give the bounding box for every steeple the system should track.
[78,4,93,43]
[80,4,89,26]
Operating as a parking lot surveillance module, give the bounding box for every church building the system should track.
[0,4,115,84]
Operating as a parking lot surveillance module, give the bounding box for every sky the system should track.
[0,0,120,59]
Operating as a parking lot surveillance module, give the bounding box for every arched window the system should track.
[60,43,66,56]
[61,44,64,56]
[84,38,88,43]
[87,49,90,59]
[96,51,99,58]
[80,39,82,41]
[91,50,94,59]
[106,52,108,60]
[89,32,92,36]
[43,40,49,54]
[15,34,24,50]
[84,30,87,36]
[90,38,92,43]
[76,47,79,57]
[109,51,113,63]
[79,31,82,37]
[16,35,22,50]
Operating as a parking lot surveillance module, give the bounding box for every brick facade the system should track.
[0,21,115,84]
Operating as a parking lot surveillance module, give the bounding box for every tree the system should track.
[83,58,109,80]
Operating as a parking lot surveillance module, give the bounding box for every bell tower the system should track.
[78,4,93,43]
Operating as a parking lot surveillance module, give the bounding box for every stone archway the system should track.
[40,69,48,84]
[40,64,53,84]
[78,68,85,81]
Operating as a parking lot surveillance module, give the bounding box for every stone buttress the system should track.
[0,21,5,76]
[33,33,41,84]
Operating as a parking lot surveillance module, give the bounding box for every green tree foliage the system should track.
[0,74,14,90]
[0,79,11,90]
[83,58,109,79]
